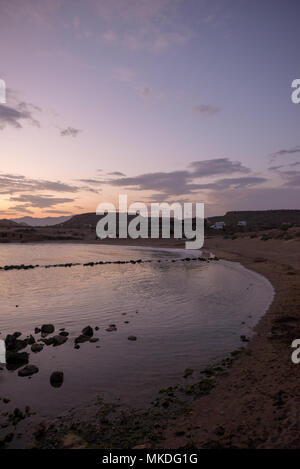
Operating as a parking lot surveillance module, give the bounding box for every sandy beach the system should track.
[158,234,300,449]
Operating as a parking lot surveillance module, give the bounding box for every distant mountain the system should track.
[0,219,24,227]
[12,216,72,227]
[58,212,136,228]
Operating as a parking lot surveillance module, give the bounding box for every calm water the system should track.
[0,243,273,419]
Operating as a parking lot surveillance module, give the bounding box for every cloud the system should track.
[189,158,250,177]
[60,126,81,138]
[0,99,40,130]
[0,173,79,195]
[105,158,256,197]
[108,171,126,177]
[9,194,75,209]
[270,145,300,162]
[76,178,103,185]
[193,176,268,190]
[193,104,221,117]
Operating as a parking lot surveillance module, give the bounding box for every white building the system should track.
[211,221,226,230]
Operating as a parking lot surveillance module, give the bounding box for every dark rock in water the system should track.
[74,344,80,349]
[240,335,250,342]
[5,335,27,352]
[82,326,93,337]
[13,332,22,339]
[89,338,99,343]
[128,335,137,341]
[26,335,35,345]
[34,327,41,334]
[31,343,43,353]
[50,371,64,388]
[41,324,54,334]
[18,365,39,377]
[52,335,68,346]
[6,351,29,369]
[95,326,99,331]
[106,326,117,332]
[41,337,55,346]
[74,334,90,344]
[59,331,69,337]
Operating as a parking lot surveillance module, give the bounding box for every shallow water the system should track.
[0,243,273,419]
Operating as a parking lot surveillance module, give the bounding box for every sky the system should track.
[1,0,300,218]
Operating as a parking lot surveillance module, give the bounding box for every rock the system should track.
[18,365,39,377]
[6,351,29,370]
[26,335,35,345]
[41,337,55,346]
[74,334,90,344]
[34,327,41,334]
[13,332,22,339]
[41,324,54,334]
[240,335,250,342]
[5,334,27,352]
[52,335,68,346]
[82,326,93,337]
[128,335,137,341]
[3,398,10,404]
[50,371,64,388]
[59,331,69,337]
[89,338,99,343]
[74,344,80,349]
[95,326,99,331]
[31,343,43,353]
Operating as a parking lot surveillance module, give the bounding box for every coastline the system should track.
[1,235,299,448]
[159,236,300,449]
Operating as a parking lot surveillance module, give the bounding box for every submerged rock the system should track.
[41,324,55,334]
[31,343,43,353]
[52,335,68,346]
[18,365,39,377]
[128,335,137,341]
[74,334,90,344]
[82,326,93,337]
[50,371,64,388]
[5,334,27,352]
[6,351,29,370]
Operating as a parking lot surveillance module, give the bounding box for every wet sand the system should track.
[159,235,300,449]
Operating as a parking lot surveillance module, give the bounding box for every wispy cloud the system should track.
[193,104,221,117]
[0,91,41,130]
[270,144,300,162]
[60,126,81,138]
[105,158,256,198]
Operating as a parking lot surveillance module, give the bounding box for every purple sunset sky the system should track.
[1,0,300,217]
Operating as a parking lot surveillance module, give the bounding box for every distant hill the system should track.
[58,212,137,228]
[0,219,24,227]
[13,215,72,227]
[207,210,300,229]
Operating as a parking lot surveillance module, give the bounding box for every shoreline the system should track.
[1,236,299,448]
[159,236,300,449]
